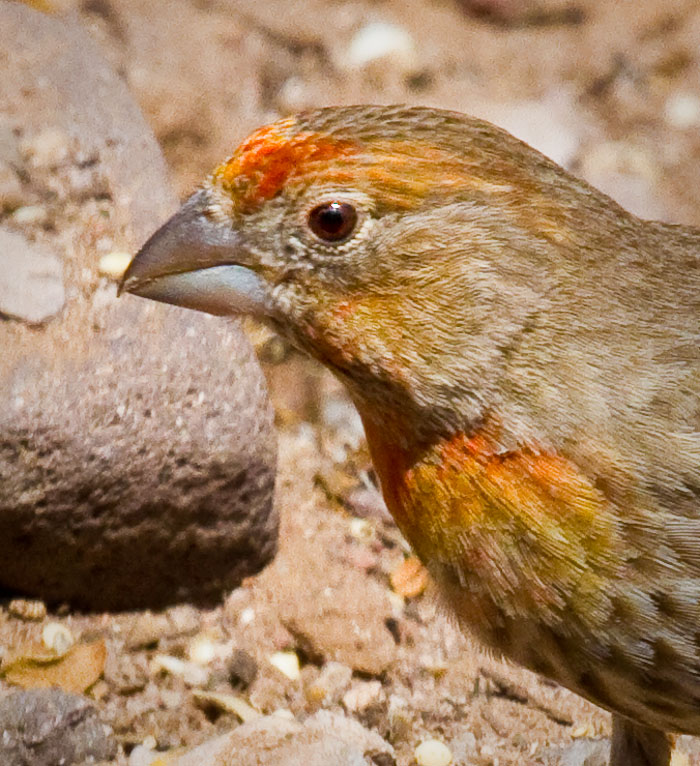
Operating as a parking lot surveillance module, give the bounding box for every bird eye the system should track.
[307,202,358,243]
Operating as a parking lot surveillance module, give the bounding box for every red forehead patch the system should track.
[213,117,360,212]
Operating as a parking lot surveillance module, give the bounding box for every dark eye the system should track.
[308,201,358,243]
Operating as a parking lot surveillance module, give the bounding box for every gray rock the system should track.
[540,738,609,766]
[0,688,118,766]
[277,552,398,676]
[171,711,395,766]
[0,6,174,243]
[0,228,65,323]
[0,299,277,609]
[227,648,258,689]
[0,4,277,610]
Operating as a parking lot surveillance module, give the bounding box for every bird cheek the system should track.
[299,320,359,370]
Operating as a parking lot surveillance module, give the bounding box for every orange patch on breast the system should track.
[361,415,601,521]
[331,300,357,322]
[430,429,607,535]
[439,431,595,508]
[359,414,618,619]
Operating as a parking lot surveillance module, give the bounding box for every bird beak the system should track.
[119,189,270,317]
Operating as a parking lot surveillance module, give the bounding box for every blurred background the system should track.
[83,0,700,215]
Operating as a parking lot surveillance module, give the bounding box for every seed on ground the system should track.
[415,739,452,766]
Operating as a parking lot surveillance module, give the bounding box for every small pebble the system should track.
[347,21,417,72]
[306,661,352,706]
[390,556,429,598]
[166,604,201,636]
[0,161,25,211]
[415,739,453,766]
[346,485,392,522]
[388,695,413,741]
[192,690,261,722]
[22,127,69,168]
[128,744,158,766]
[12,205,49,226]
[98,251,133,280]
[387,590,405,617]
[665,92,700,129]
[239,607,255,627]
[276,76,310,113]
[228,648,258,688]
[571,723,595,739]
[42,622,74,655]
[124,611,169,649]
[268,651,301,681]
[342,680,383,713]
[187,635,218,665]
[349,517,374,543]
[151,654,209,687]
[160,688,185,710]
[0,228,64,322]
[8,598,46,621]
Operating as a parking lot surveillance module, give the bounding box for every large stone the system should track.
[275,543,398,677]
[0,228,65,323]
[171,711,395,766]
[0,688,117,766]
[0,5,277,610]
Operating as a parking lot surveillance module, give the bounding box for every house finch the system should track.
[121,105,700,766]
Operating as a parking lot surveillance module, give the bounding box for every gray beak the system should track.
[119,189,269,317]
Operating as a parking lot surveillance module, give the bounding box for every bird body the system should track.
[121,105,700,765]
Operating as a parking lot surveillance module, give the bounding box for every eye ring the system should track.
[307,201,358,243]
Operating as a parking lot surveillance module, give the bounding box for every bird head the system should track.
[121,105,613,441]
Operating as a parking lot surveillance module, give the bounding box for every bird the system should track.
[120,105,700,766]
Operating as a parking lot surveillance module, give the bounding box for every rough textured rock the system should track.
[0,688,117,766]
[276,546,398,676]
[0,5,277,610]
[541,739,609,766]
[0,228,65,323]
[0,6,174,244]
[543,737,700,766]
[171,711,395,766]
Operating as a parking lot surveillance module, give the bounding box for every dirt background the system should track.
[3,0,700,764]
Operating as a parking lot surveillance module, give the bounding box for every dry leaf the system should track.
[1,639,107,693]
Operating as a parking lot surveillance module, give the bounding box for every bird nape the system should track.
[121,104,700,766]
